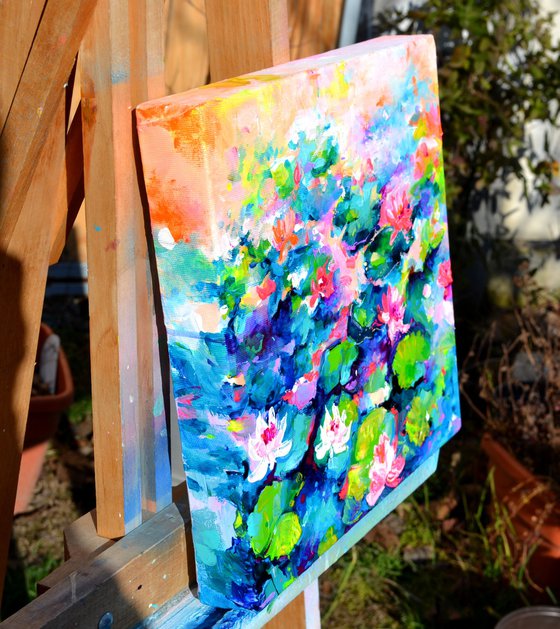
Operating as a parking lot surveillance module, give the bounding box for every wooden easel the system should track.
[0,0,344,625]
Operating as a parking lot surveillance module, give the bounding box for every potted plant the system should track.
[14,323,74,514]
[462,302,560,594]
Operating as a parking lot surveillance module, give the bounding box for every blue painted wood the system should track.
[139,451,439,628]
[138,315,173,515]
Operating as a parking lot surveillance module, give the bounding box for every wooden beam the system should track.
[80,0,171,539]
[37,511,113,596]
[63,510,114,560]
[288,0,344,60]
[1,501,192,628]
[133,0,173,516]
[265,592,306,628]
[0,0,97,252]
[37,510,115,594]
[205,0,290,82]
[0,97,67,602]
[0,0,47,131]
[49,66,86,265]
[165,0,209,93]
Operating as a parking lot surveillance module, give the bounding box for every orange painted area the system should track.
[163,105,223,163]
[407,37,438,87]
[138,100,224,165]
[146,173,209,243]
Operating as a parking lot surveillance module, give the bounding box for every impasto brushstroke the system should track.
[137,35,461,611]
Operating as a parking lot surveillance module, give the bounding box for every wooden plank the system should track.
[81,0,130,537]
[50,65,86,264]
[1,501,192,628]
[80,0,171,539]
[146,575,321,628]
[205,0,290,82]
[288,0,344,60]
[36,554,103,597]
[0,0,47,131]
[38,511,113,594]
[48,114,83,264]
[165,0,209,93]
[63,510,114,560]
[0,97,67,602]
[0,0,97,252]
[132,0,173,515]
[265,592,306,629]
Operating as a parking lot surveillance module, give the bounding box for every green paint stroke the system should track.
[267,513,302,560]
[247,476,304,559]
[318,526,338,555]
[354,407,387,464]
[392,332,430,388]
[406,390,434,446]
[321,340,359,393]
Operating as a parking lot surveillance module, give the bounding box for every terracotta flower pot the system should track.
[14,324,74,514]
[481,433,560,594]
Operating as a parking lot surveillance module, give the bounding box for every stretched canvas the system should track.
[136,34,461,611]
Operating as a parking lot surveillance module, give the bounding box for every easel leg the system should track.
[265,580,321,629]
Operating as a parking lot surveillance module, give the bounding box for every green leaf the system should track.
[353,306,373,328]
[339,394,359,425]
[233,510,245,537]
[364,363,388,395]
[247,477,303,557]
[266,513,302,560]
[354,408,387,463]
[406,391,434,446]
[320,340,359,393]
[392,332,430,389]
[310,136,339,177]
[247,485,280,556]
[345,464,369,502]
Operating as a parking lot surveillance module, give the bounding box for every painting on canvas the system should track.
[136,34,461,611]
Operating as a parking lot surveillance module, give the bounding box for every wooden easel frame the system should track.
[0,0,342,625]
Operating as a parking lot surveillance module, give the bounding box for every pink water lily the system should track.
[378,286,410,343]
[437,259,453,300]
[315,406,351,460]
[379,184,413,244]
[366,433,405,507]
[310,264,335,307]
[248,408,292,482]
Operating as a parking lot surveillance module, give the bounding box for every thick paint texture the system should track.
[137,35,461,611]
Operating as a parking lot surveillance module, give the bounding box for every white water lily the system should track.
[315,406,351,460]
[248,408,292,482]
